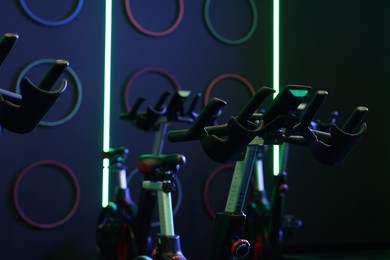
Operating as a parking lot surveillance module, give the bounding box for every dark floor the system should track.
[284,250,390,260]
[282,245,390,260]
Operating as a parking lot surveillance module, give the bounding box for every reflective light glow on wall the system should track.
[273,0,280,176]
[102,0,112,207]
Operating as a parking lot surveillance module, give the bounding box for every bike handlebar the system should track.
[121,90,202,131]
[0,59,68,133]
[0,33,18,67]
[168,85,368,165]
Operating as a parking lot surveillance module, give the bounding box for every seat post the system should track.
[142,180,175,236]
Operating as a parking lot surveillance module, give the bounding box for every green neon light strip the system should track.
[273,0,280,176]
[102,0,112,207]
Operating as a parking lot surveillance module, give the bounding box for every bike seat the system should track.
[137,154,186,174]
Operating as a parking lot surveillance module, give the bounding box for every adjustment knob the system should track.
[231,238,250,257]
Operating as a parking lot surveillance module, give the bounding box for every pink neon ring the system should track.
[124,67,180,112]
[13,160,80,229]
[125,0,184,37]
[203,73,256,106]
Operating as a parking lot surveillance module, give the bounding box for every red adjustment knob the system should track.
[231,239,250,257]
[151,246,158,259]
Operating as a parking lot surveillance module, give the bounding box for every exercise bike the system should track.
[96,90,202,260]
[167,85,368,259]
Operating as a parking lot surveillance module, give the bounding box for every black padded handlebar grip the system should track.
[0,33,18,67]
[154,91,171,111]
[167,98,227,142]
[0,59,68,133]
[198,87,273,162]
[297,90,328,130]
[308,122,367,165]
[302,105,368,165]
[0,89,22,104]
[342,106,368,132]
[263,85,311,124]
[38,59,69,91]
[236,87,275,124]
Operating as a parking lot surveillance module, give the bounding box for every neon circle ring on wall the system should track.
[204,0,258,45]
[19,0,84,27]
[125,0,184,37]
[204,73,256,105]
[124,67,180,112]
[16,58,83,127]
[13,160,81,229]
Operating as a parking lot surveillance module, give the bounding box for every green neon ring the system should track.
[204,73,256,106]
[16,58,83,127]
[204,0,258,45]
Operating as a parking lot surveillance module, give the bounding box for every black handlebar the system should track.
[167,85,369,166]
[121,90,202,131]
[0,33,18,67]
[0,59,68,133]
[0,33,69,134]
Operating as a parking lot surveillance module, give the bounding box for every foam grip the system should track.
[303,122,367,165]
[120,95,168,131]
[38,59,69,91]
[235,86,275,124]
[0,33,18,67]
[0,76,67,133]
[263,85,311,124]
[168,98,226,142]
[200,116,264,163]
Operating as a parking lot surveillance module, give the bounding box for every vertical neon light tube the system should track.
[273,0,280,176]
[102,0,112,207]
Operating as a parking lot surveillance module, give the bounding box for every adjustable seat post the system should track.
[137,154,186,260]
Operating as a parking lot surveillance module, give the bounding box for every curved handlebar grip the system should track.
[236,86,275,124]
[120,96,146,120]
[342,106,368,132]
[297,90,328,130]
[167,98,227,142]
[0,59,68,133]
[0,33,18,67]
[0,89,22,105]
[154,91,171,111]
[306,122,367,165]
[302,106,368,165]
[0,76,67,133]
[186,92,202,120]
[38,59,69,91]
[120,93,170,131]
[198,87,274,162]
[263,85,311,124]
[200,117,264,162]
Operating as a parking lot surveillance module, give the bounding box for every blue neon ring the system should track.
[19,0,83,27]
[204,0,258,45]
[16,58,83,127]
[127,167,183,228]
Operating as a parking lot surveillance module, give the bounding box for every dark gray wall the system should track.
[0,1,387,259]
